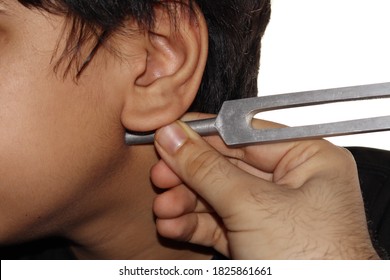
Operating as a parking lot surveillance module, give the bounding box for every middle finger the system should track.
[153,184,212,219]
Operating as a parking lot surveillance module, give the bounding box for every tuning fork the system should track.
[125,82,390,146]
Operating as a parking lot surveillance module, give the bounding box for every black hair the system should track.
[17,0,271,114]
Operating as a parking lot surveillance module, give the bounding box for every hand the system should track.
[151,115,379,259]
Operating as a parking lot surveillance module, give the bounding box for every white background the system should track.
[258,0,390,150]
[2,260,390,280]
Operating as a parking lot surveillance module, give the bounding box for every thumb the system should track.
[154,121,251,216]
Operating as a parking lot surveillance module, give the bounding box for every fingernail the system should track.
[156,122,188,155]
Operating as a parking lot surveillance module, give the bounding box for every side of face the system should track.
[0,1,208,244]
[0,1,141,243]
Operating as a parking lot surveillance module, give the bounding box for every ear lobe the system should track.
[121,5,208,132]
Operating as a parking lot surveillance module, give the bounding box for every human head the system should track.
[18,0,271,113]
[0,0,270,251]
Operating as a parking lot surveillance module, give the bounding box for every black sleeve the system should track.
[347,147,390,259]
[0,237,75,260]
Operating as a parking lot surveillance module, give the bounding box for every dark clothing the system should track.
[0,237,75,260]
[347,147,390,259]
[1,147,390,260]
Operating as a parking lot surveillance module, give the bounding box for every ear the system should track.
[121,5,209,132]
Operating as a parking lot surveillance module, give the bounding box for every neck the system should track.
[65,145,212,260]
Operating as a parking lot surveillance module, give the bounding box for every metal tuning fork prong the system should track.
[125,82,390,146]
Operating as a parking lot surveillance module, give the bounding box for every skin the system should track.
[2,1,375,260]
[152,116,380,259]
[0,1,210,259]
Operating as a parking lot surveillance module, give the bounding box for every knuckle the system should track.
[339,147,358,167]
[328,145,358,172]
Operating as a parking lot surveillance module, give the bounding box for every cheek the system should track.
[0,8,129,243]
[0,59,124,242]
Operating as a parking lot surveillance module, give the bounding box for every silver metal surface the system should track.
[125,118,217,145]
[125,82,390,146]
